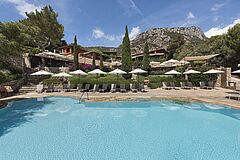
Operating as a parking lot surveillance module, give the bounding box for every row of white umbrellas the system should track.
[31,68,240,77]
[165,69,225,75]
[30,68,148,77]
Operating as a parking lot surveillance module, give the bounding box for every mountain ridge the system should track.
[130,26,207,54]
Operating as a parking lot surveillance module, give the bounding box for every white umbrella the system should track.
[130,68,147,84]
[232,70,240,74]
[109,68,127,84]
[70,69,88,75]
[88,69,106,75]
[129,68,147,74]
[53,72,72,77]
[88,69,106,81]
[204,69,224,74]
[183,69,201,74]
[165,70,181,75]
[109,68,127,75]
[30,70,53,76]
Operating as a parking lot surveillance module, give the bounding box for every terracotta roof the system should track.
[182,54,219,61]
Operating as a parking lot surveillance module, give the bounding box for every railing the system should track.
[79,91,89,102]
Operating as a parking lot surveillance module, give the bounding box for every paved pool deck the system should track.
[0,87,239,109]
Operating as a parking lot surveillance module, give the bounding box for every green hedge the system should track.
[43,78,61,85]
[188,74,217,86]
[69,74,133,85]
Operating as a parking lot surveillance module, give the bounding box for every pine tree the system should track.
[73,35,79,69]
[142,41,150,73]
[121,25,132,79]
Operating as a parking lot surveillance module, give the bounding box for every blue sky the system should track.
[0,0,240,47]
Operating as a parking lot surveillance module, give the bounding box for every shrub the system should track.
[148,82,159,89]
[43,78,61,85]
[0,72,8,84]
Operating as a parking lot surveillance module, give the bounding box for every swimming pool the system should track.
[0,96,240,160]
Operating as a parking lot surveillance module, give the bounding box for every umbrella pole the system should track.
[137,74,139,86]
[117,74,119,85]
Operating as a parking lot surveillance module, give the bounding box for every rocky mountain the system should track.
[85,46,117,52]
[130,26,207,54]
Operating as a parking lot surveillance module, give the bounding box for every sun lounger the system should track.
[199,82,208,89]
[68,84,78,92]
[162,82,172,90]
[76,84,83,92]
[130,83,138,92]
[120,84,126,92]
[90,84,99,92]
[170,82,177,89]
[110,84,116,93]
[80,84,90,92]
[63,83,70,92]
[99,84,108,92]
[207,81,214,89]
[187,82,195,89]
[180,82,191,89]
[227,92,240,101]
[47,84,54,92]
[139,83,148,92]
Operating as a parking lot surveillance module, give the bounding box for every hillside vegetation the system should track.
[0,6,64,81]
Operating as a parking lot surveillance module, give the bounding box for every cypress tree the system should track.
[73,35,79,69]
[121,25,132,79]
[142,41,150,73]
[91,54,96,70]
[100,55,104,70]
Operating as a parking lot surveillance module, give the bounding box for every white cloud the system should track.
[117,0,142,16]
[204,19,240,38]
[211,3,224,11]
[129,26,141,40]
[92,28,115,41]
[92,26,141,42]
[181,12,197,26]
[187,12,195,19]
[2,0,41,17]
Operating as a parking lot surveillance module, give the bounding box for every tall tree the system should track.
[167,35,185,60]
[142,42,150,73]
[73,35,79,69]
[121,25,132,79]
[92,54,96,70]
[21,5,64,51]
[226,24,240,68]
[100,55,104,70]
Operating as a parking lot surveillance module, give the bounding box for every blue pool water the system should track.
[0,96,240,160]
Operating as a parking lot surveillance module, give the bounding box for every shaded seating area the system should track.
[200,81,214,89]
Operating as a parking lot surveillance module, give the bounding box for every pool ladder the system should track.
[79,91,89,102]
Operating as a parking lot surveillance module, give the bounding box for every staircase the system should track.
[19,84,36,94]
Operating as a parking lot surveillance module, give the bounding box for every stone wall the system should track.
[215,67,231,88]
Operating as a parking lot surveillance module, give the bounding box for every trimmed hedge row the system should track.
[42,74,217,90]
